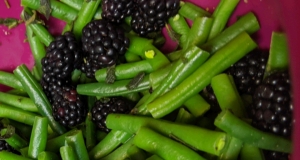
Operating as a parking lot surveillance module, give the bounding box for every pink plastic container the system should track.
[0,0,299,159]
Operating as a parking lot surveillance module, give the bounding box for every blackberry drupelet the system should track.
[41,31,83,99]
[131,0,180,37]
[227,49,269,95]
[91,97,134,132]
[101,0,134,23]
[81,19,130,78]
[52,85,87,128]
[250,71,293,160]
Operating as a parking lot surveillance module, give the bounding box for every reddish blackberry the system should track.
[41,31,83,99]
[131,0,180,37]
[81,19,130,78]
[91,97,134,132]
[101,0,134,23]
[249,71,293,160]
[227,49,269,95]
[52,85,87,128]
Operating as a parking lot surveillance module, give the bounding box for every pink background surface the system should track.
[0,0,299,158]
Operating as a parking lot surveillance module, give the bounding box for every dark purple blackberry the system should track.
[41,31,83,99]
[227,49,269,95]
[201,85,220,112]
[249,71,293,160]
[131,0,180,37]
[52,85,87,128]
[91,97,134,132]
[101,0,134,23]
[81,19,130,78]
[0,140,19,154]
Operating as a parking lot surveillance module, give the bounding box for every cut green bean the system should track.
[93,7,103,19]
[179,2,211,20]
[21,0,78,23]
[0,103,38,126]
[125,52,142,63]
[146,154,164,160]
[14,65,66,135]
[0,71,23,90]
[28,117,48,159]
[60,146,78,160]
[175,108,196,124]
[37,151,60,160]
[240,144,265,160]
[106,114,229,156]
[183,94,210,118]
[133,127,205,160]
[147,32,257,118]
[65,130,89,160]
[72,0,102,39]
[6,89,28,96]
[208,0,240,39]
[201,12,260,54]
[166,49,183,62]
[4,132,28,151]
[126,143,147,160]
[168,14,190,36]
[7,120,32,140]
[89,130,133,159]
[60,0,83,10]
[0,92,38,112]
[214,110,292,153]
[45,129,78,153]
[20,147,30,158]
[85,113,96,151]
[26,26,46,78]
[0,151,33,160]
[265,32,289,76]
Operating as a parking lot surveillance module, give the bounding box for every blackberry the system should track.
[227,49,269,95]
[91,97,134,132]
[249,71,293,160]
[101,0,134,23]
[52,85,87,128]
[0,140,18,154]
[81,19,130,78]
[201,85,220,112]
[41,31,83,98]
[131,0,180,37]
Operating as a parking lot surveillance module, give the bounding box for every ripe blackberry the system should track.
[81,19,130,78]
[227,49,269,95]
[91,97,134,132]
[101,0,134,23]
[41,31,83,98]
[0,140,18,154]
[249,71,293,160]
[52,85,87,128]
[131,0,180,37]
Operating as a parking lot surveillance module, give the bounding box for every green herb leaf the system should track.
[38,0,52,20]
[126,72,145,90]
[105,65,116,84]
[0,18,19,29]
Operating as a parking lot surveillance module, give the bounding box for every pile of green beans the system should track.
[0,0,292,159]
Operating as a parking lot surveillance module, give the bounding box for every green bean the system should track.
[214,110,292,153]
[125,52,142,63]
[175,108,195,124]
[93,7,103,19]
[0,92,38,112]
[95,131,107,142]
[201,12,260,54]
[60,0,83,10]
[65,130,89,160]
[26,26,46,78]
[28,117,48,159]
[208,0,240,39]
[60,146,78,160]
[265,32,289,76]
[147,32,257,119]
[14,65,66,135]
[179,2,211,20]
[77,75,150,97]
[4,132,28,151]
[183,16,213,50]
[20,147,30,158]
[133,127,205,160]
[168,14,190,36]
[0,151,33,160]
[37,151,60,160]
[95,60,153,82]
[45,129,78,153]
[0,103,38,126]
[240,144,265,160]
[166,49,183,62]
[106,114,229,156]
[72,0,102,39]
[31,66,42,81]
[7,120,32,140]
[0,71,23,90]
[126,143,147,160]
[85,113,96,151]
[146,154,164,160]
[89,130,133,159]
[21,0,78,23]
[6,89,28,96]
[183,94,210,118]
